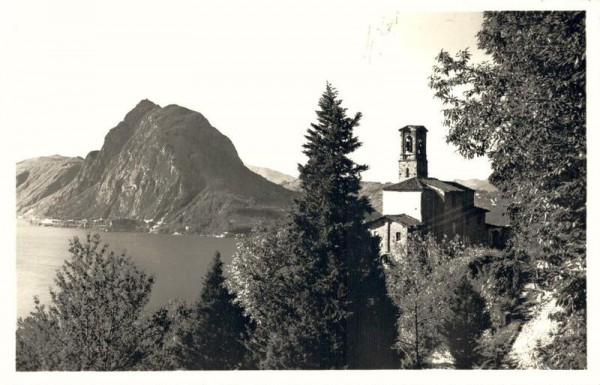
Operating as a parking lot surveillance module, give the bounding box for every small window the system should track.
[405,167,409,178]
[395,232,401,241]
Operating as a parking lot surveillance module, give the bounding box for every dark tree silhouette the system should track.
[184,252,249,369]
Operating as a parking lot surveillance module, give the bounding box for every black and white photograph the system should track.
[1,0,597,384]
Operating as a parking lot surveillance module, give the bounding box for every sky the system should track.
[2,1,495,183]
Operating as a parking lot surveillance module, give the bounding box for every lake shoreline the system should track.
[18,215,242,238]
[16,220,239,319]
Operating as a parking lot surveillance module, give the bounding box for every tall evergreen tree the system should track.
[291,82,399,368]
[227,83,399,369]
[184,252,249,370]
[290,82,370,368]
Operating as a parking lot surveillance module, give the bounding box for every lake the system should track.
[16,219,238,319]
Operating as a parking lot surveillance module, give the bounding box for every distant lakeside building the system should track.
[366,125,509,261]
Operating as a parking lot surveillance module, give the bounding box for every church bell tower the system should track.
[398,125,428,182]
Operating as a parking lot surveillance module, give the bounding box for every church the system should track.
[366,125,492,261]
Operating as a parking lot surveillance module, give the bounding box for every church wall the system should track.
[368,220,409,262]
[421,189,442,238]
[368,222,389,255]
[424,191,467,242]
[388,221,409,262]
[382,191,422,220]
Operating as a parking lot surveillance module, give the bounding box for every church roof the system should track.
[387,214,422,227]
[383,177,473,193]
[383,177,426,192]
[422,178,473,192]
[365,213,422,228]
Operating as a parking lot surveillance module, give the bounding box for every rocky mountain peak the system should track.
[17,101,296,234]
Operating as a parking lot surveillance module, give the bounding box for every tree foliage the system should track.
[429,11,586,368]
[227,226,310,368]
[441,276,491,369]
[16,234,154,371]
[16,298,63,371]
[136,301,195,370]
[385,234,470,368]
[227,83,398,369]
[184,252,249,370]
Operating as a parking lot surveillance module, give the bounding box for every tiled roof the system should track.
[383,177,425,192]
[420,178,468,192]
[383,177,474,193]
[440,180,475,191]
[387,214,422,227]
[365,214,422,228]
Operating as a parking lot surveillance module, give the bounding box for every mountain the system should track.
[243,165,390,218]
[472,190,511,226]
[17,155,84,213]
[451,178,510,226]
[249,166,511,226]
[17,100,296,234]
[247,165,300,191]
[455,178,498,192]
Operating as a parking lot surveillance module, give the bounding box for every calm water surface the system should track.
[16,220,238,319]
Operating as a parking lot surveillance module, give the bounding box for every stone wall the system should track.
[369,219,410,262]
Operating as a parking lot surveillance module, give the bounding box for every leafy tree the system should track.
[441,276,491,369]
[227,83,398,369]
[429,11,586,368]
[386,234,470,368]
[226,225,299,368]
[136,301,195,370]
[184,252,249,370]
[16,234,155,371]
[16,298,63,371]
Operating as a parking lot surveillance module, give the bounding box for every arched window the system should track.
[405,135,413,153]
[405,167,410,178]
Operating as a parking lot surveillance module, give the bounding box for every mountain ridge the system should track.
[249,165,510,226]
[17,100,296,234]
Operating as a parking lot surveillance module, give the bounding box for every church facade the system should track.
[366,125,490,261]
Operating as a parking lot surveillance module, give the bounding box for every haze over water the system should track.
[16,219,238,319]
